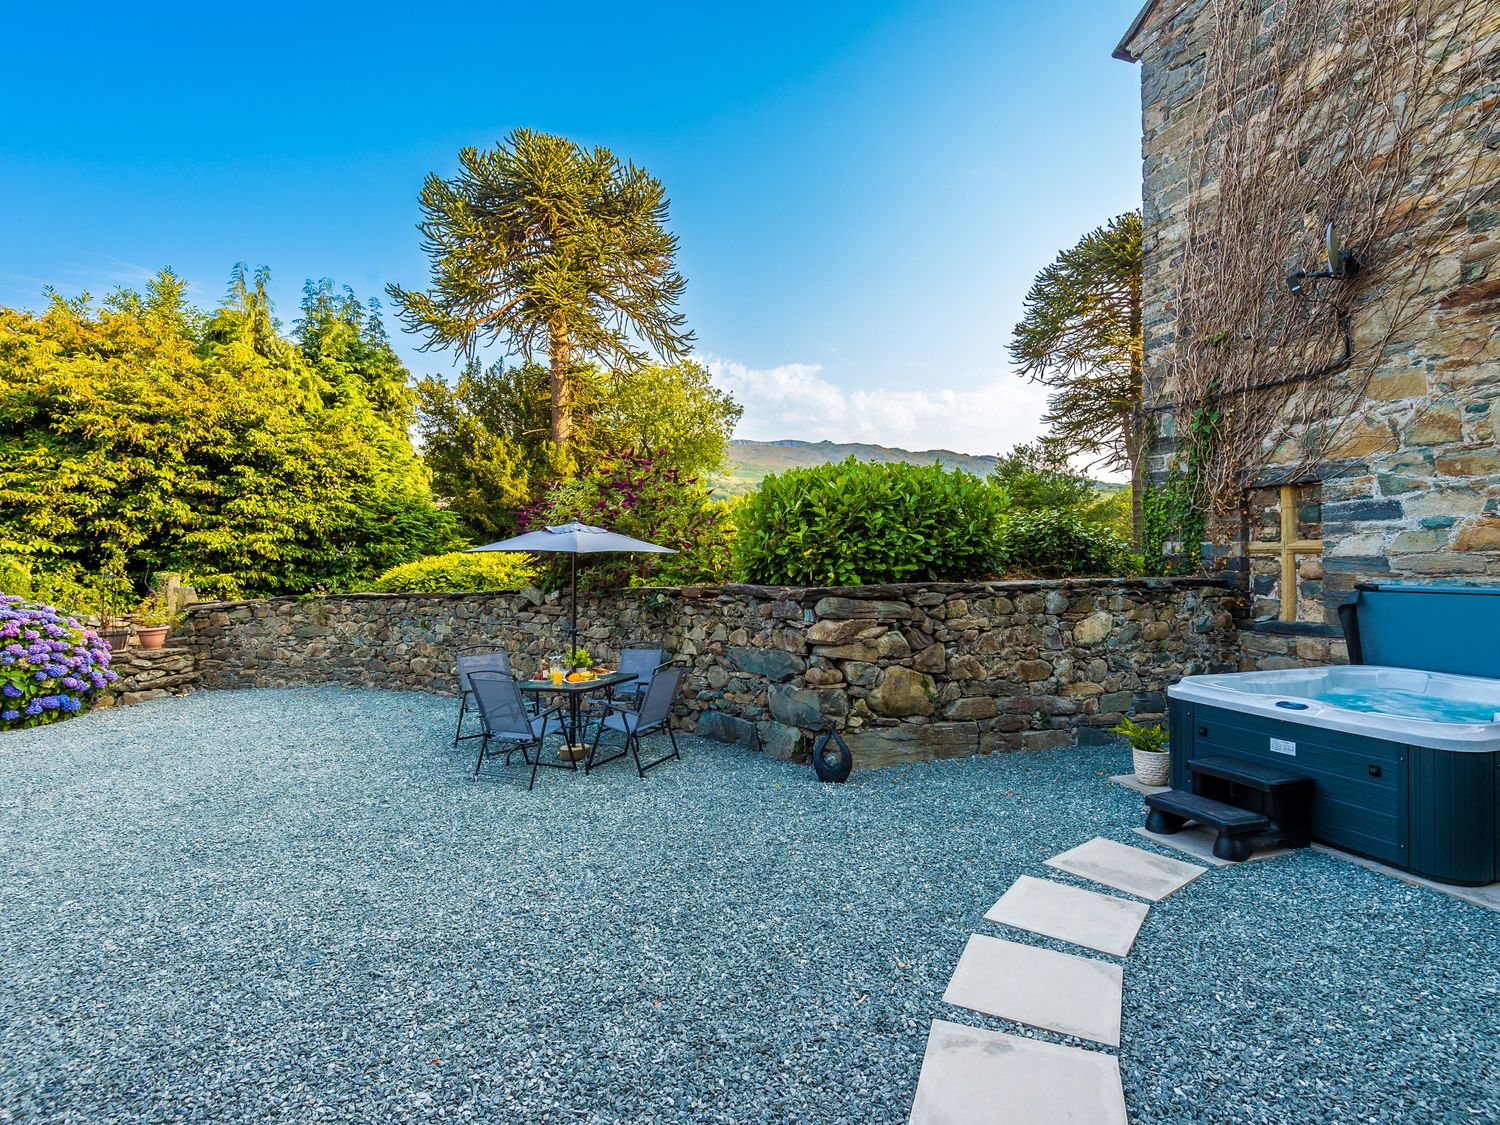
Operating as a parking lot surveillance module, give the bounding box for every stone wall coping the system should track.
[185,574,1234,615]
[1244,619,1344,639]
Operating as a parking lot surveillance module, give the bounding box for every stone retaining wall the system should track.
[180,577,1240,769]
[101,646,201,707]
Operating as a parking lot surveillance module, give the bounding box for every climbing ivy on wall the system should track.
[1141,399,1217,575]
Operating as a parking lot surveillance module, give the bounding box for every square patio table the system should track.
[518,671,636,769]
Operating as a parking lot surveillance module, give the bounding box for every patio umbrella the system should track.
[467,521,675,655]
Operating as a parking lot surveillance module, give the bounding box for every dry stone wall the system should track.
[180,578,1240,769]
[100,646,201,708]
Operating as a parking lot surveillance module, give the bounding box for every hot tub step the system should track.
[1189,754,1314,793]
[1144,790,1270,862]
[1184,753,1314,851]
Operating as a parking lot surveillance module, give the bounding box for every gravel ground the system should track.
[2,688,1497,1124]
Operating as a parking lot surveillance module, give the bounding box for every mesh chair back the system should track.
[467,671,533,739]
[634,665,684,730]
[458,649,511,694]
[618,644,665,689]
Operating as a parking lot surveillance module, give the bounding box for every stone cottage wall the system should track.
[1123,0,1500,669]
[179,577,1240,769]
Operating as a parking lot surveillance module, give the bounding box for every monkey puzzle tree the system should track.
[388,129,693,468]
[1009,212,1143,541]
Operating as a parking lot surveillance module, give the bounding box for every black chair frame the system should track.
[453,645,513,747]
[586,663,686,777]
[468,670,565,791]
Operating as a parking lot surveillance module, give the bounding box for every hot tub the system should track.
[1167,584,1500,886]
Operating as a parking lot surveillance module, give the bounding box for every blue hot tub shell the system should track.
[1168,584,1500,886]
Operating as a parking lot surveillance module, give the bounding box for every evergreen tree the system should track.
[389,129,693,467]
[413,359,740,541]
[1010,212,1143,540]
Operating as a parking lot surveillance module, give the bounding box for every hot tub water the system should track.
[1312,689,1500,725]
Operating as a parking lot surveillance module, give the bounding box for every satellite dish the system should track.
[1326,223,1343,277]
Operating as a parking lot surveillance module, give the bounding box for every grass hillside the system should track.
[713,439,1001,498]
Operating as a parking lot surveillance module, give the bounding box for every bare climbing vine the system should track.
[1155,0,1500,541]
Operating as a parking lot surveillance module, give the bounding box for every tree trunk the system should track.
[547,320,574,457]
[1129,442,1144,549]
[1120,406,1145,548]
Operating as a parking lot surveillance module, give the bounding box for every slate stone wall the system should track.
[179,578,1240,769]
[100,646,201,707]
[1126,0,1500,647]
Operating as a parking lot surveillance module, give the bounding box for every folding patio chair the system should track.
[586,665,685,777]
[467,670,564,790]
[613,642,667,705]
[587,643,668,723]
[454,647,512,746]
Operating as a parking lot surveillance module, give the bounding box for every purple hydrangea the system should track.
[0,595,112,731]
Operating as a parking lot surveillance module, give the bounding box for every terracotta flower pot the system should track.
[100,629,132,653]
[134,625,170,651]
[1133,747,1171,787]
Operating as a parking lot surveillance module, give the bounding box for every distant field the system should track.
[711,439,1001,498]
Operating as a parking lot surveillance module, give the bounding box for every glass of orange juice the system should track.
[549,655,564,685]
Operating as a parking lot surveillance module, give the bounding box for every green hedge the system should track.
[733,458,1006,586]
[995,510,1131,578]
[369,551,540,594]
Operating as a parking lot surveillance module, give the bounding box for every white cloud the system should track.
[702,354,1054,457]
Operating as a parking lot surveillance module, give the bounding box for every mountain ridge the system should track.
[712,438,999,497]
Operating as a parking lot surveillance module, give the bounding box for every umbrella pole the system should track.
[570,554,578,656]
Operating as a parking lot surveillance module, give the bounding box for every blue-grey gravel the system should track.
[2,688,1497,1124]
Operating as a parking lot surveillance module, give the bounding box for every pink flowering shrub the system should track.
[0,595,118,730]
[522,449,734,589]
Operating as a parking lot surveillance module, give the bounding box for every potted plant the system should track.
[563,648,594,682]
[1113,716,1170,787]
[132,592,180,651]
[94,572,134,652]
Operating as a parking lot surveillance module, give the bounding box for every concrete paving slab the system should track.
[1134,824,1297,868]
[909,1019,1127,1125]
[985,874,1149,957]
[1110,772,1169,796]
[1046,836,1207,901]
[942,933,1123,1047]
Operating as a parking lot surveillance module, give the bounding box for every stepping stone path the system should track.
[909,836,1211,1124]
[943,933,1124,1046]
[985,874,1149,957]
[910,1020,1129,1125]
[1045,836,1206,901]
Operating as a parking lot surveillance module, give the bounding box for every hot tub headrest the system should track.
[1340,583,1500,678]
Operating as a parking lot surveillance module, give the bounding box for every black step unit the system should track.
[1143,752,1314,862]
[1190,754,1313,791]
[1189,754,1313,852]
[1145,791,1270,862]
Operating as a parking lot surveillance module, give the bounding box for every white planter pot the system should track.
[1133,747,1171,787]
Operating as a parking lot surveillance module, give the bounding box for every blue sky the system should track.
[1,1,1143,458]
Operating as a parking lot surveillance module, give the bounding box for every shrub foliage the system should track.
[733,459,1006,586]
[369,552,540,594]
[1,595,118,729]
[994,509,1130,578]
[526,449,734,588]
[0,270,455,600]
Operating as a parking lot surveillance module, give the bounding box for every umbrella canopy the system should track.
[467,522,676,655]
[470,521,676,557]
